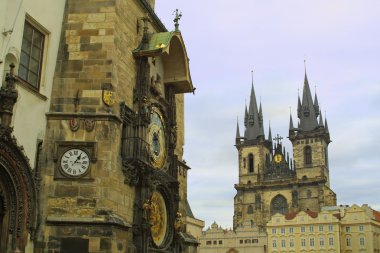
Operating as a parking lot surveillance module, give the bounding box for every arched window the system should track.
[271,195,288,215]
[304,146,312,165]
[248,154,254,173]
[247,205,254,214]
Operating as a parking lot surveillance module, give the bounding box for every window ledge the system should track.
[16,78,47,101]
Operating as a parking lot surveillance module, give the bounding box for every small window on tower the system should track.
[247,205,254,214]
[248,154,254,173]
[304,146,312,165]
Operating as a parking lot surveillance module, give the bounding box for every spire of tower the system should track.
[268,122,272,142]
[318,110,324,127]
[325,116,329,134]
[298,69,319,131]
[244,72,264,141]
[314,92,320,117]
[236,118,241,139]
[236,117,241,146]
[297,95,302,118]
[244,105,248,127]
[289,113,295,131]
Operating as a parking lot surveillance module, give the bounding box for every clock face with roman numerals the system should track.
[60,148,90,177]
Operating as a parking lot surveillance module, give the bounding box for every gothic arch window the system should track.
[271,195,288,215]
[247,205,254,214]
[304,146,312,165]
[248,154,254,173]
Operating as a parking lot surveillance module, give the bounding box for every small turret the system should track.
[236,119,241,146]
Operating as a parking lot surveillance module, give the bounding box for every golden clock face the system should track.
[150,191,168,247]
[148,108,166,169]
[274,154,283,163]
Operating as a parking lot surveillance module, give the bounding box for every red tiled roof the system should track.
[373,209,380,222]
[333,213,341,220]
[305,209,318,218]
[285,211,299,220]
[284,209,318,220]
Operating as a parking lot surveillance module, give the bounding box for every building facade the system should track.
[200,221,267,253]
[0,0,66,252]
[0,0,202,252]
[267,204,380,253]
[233,74,336,229]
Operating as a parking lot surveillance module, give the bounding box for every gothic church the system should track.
[233,73,337,229]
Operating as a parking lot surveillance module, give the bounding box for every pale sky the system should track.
[155,1,380,229]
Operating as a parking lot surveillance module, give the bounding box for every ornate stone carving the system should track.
[0,64,18,129]
[84,119,95,132]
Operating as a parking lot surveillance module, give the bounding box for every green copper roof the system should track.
[147,32,174,51]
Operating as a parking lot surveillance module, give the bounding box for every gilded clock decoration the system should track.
[60,148,90,177]
[148,108,166,169]
[274,154,283,163]
[149,191,168,247]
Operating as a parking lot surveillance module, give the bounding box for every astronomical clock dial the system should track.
[150,191,168,247]
[60,148,90,177]
[148,108,166,169]
[274,154,283,164]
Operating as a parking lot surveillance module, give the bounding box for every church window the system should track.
[359,237,365,246]
[359,225,364,231]
[289,227,294,233]
[281,228,285,234]
[345,226,351,232]
[329,237,334,246]
[272,228,277,234]
[239,240,243,244]
[319,225,324,232]
[206,241,211,245]
[309,226,314,232]
[271,195,288,215]
[248,154,254,173]
[301,226,306,232]
[319,237,324,246]
[19,20,46,90]
[304,146,312,165]
[289,238,294,247]
[281,239,285,248]
[328,225,334,232]
[272,240,277,248]
[247,205,254,214]
[218,240,222,245]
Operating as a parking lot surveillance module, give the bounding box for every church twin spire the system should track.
[237,68,330,146]
[236,74,268,145]
[291,71,329,135]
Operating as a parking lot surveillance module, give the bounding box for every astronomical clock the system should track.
[120,13,195,253]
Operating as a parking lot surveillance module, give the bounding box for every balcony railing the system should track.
[122,137,150,164]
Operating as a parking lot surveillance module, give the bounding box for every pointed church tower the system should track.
[289,70,336,211]
[234,75,272,229]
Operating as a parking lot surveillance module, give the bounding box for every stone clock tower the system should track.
[35,1,197,253]
[233,74,336,229]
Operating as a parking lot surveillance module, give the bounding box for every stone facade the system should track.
[233,75,336,229]
[1,0,201,252]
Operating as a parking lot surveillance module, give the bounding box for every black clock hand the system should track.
[72,153,82,165]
